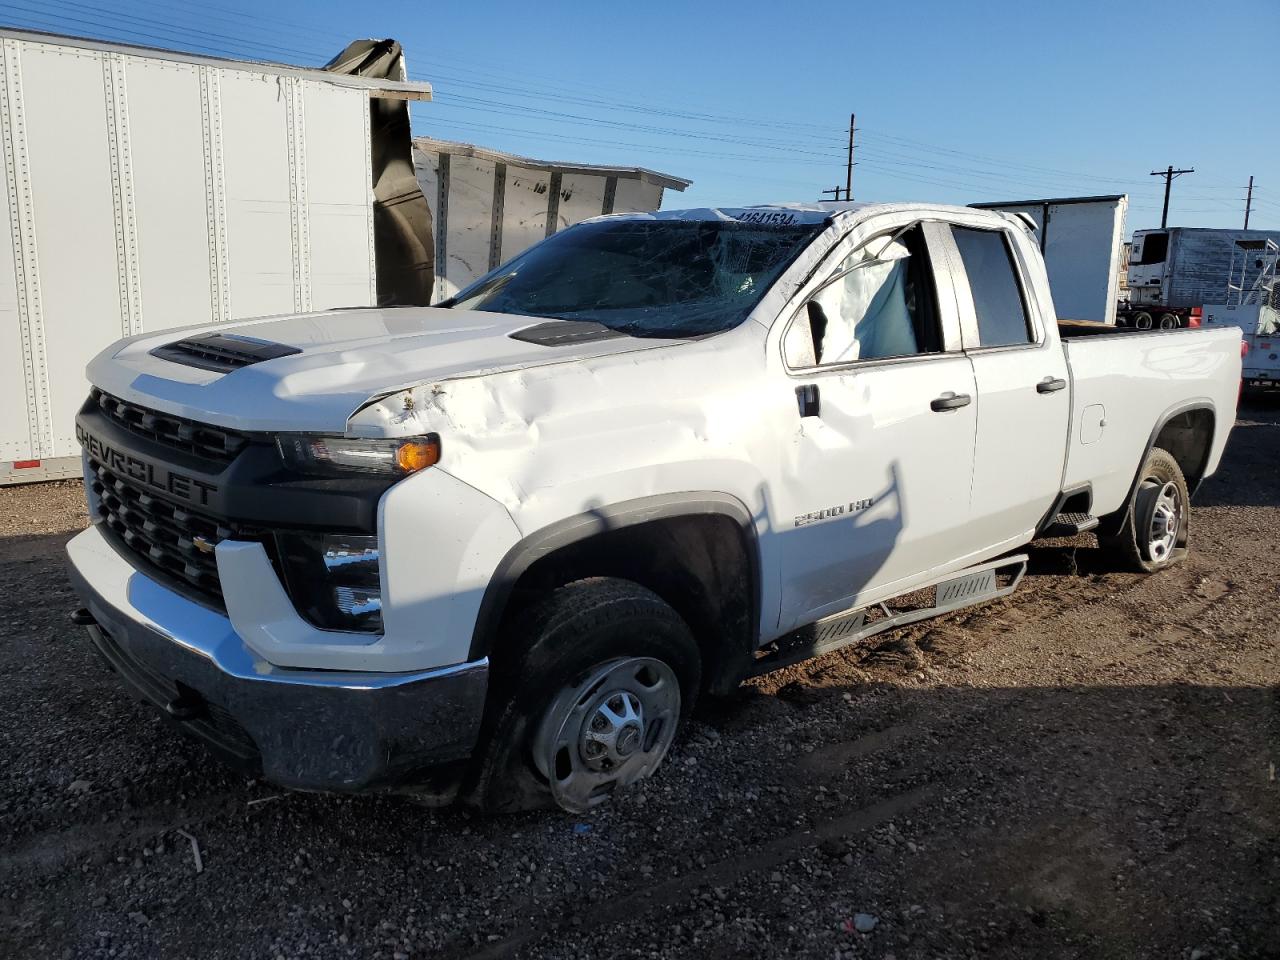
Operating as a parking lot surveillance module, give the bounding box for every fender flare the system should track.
[1098,399,1217,536]
[466,492,761,662]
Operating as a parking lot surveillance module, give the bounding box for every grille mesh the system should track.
[90,460,245,603]
[90,388,248,462]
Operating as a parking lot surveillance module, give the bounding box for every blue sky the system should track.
[4,0,1277,231]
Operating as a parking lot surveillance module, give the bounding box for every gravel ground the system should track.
[1,398,1278,960]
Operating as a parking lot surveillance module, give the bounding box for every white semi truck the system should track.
[66,201,1243,812]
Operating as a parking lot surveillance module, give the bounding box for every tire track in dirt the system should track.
[0,792,247,876]
[446,782,941,960]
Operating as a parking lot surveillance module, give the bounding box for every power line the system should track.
[6,0,1252,214]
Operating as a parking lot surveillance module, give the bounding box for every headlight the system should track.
[276,434,440,476]
[275,533,383,633]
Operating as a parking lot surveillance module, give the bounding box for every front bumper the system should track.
[66,525,489,793]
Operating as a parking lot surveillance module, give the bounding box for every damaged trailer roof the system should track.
[0,27,433,100]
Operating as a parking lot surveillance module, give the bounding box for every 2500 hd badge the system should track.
[75,423,218,505]
[794,497,875,528]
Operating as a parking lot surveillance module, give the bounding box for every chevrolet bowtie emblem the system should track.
[191,536,216,554]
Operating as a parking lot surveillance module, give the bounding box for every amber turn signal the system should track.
[396,437,441,473]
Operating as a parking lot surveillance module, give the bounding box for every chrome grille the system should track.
[89,388,249,462]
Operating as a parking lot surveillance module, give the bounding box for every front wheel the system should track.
[464,577,700,813]
[1098,446,1189,572]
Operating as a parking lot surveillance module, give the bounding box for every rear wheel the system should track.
[1133,311,1154,330]
[465,577,700,813]
[1099,446,1189,572]
[1159,313,1180,329]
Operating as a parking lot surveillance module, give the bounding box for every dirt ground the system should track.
[1,398,1278,960]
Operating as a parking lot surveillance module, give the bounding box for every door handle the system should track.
[1037,376,1067,394]
[930,392,972,412]
[796,384,820,418]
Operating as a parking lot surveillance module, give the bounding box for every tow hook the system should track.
[70,607,96,626]
[165,683,207,722]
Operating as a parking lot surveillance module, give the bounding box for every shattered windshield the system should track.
[447,218,822,338]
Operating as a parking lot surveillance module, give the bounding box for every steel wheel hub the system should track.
[580,689,644,769]
[1141,478,1182,562]
[533,657,680,812]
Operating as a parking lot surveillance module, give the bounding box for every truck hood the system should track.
[87,307,687,433]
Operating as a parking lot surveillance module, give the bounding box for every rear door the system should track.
[945,223,1071,549]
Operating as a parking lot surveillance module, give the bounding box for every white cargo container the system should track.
[971,195,1128,325]
[0,28,432,483]
[412,137,690,302]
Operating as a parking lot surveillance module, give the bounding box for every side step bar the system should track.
[1041,511,1099,538]
[748,554,1028,677]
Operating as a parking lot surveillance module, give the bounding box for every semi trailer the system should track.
[1124,226,1280,329]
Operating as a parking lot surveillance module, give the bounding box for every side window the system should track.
[784,224,943,368]
[951,227,1034,347]
[1136,232,1169,265]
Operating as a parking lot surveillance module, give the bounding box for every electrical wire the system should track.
[4,0,1269,216]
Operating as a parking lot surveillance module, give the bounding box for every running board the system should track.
[1041,511,1099,538]
[749,554,1028,677]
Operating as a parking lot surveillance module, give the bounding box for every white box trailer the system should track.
[0,30,689,484]
[0,29,431,484]
[412,137,690,302]
[971,195,1128,325]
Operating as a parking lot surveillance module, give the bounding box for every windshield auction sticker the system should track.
[732,210,801,226]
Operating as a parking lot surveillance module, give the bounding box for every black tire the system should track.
[1133,311,1154,330]
[1098,446,1189,573]
[464,577,700,813]
[1159,313,1179,329]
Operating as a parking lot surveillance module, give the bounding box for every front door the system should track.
[772,221,982,632]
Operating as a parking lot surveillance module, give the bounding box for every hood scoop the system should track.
[150,333,302,373]
[508,320,629,347]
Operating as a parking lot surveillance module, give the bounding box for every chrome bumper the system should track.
[66,526,489,793]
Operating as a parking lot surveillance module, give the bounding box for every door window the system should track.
[951,227,1034,347]
[784,224,943,368]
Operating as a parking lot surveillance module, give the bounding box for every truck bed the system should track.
[1059,323,1242,518]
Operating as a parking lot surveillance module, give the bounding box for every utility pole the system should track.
[845,112,856,202]
[821,186,844,201]
[1244,175,1255,229]
[1150,164,1194,228]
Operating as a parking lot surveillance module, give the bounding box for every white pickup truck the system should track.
[66,202,1242,813]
